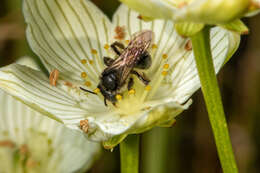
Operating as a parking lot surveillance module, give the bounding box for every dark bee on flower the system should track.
[81,30,154,106]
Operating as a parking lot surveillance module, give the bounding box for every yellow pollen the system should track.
[162,71,168,76]
[104,44,110,50]
[116,94,122,100]
[89,60,94,64]
[125,40,130,44]
[94,88,100,94]
[163,64,169,69]
[81,59,87,64]
[145,85,151,91]
[128,89,135,95]
[152,44,158,49]
[91,49,98,54]
[81,72,87,78]
[85,81,91,87]
[162,54,168,59]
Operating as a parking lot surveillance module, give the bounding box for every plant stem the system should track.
[191,27,238,173]
[120,135,139,173]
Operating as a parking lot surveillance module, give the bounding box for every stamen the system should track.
[49,69,59,86]
[19,144,29,155]
[185,40,192,51]
[145,85,151,91]
[152,44,158,49]
[79,119,89,133]
[91,49,98,55]
[89,60,94,65]
[162,71,168,76]
[81,59,87,64]
[64,81,73,87]
[114,26,126,40]
[85,81,92,87]
[162,54,168,59]
[137,15,143,20]
[178,2,188,8]
[104,44,110,50]
[0,140,15,148]
[81,72,87,78]
[163,64,170,69]
[116,94,122,101]
[125,40,130,44]
[94,88,100,94]
[128,89,135,95]
[26,159,38,168]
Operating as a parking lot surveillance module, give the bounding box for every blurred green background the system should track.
[1,0,260,173]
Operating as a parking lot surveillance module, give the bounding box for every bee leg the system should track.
[103,56,115,66]
[127,77,134,90]
[104,98,108,106]
[111,41,125,56]
[135,51,152,69]
[131,70,150,85]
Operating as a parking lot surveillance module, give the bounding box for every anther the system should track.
[162,54,168,59]
[128,89,135,95]
[162,71,168,76]
[104,44,110,50]
[94,88,100,94]
[91,49,98,54]
[89,60,94,65]
[116,94,122,100]
[163,64,169,69]
[152,44,158,49]
[114,26,126,40]
[49,69,59,86]
[81,72,87,78]
[0,140,15,148]
[185,40,192,51]
[85,81,92,87]
[81,59,87,64]
[178,2,188,8]
[145,85,151,91]
[79,119,89,133]
[19,144,29,155]
[125,40,130,44]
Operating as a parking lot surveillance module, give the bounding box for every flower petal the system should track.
[170,27,240,103]
[0,64,90,126]
[0,90,100,172]
[23,0,112,82]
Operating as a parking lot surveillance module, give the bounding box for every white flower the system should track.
[0,90,100,173]
[0,0,240,147]
[120,0,259,24]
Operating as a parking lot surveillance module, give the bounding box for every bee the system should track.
[81,30,154,106]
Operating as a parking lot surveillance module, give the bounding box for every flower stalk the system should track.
[120,135,140,173]
[191,27,238,173]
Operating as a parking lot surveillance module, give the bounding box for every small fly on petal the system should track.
[49,69,59,86]
[80,119,89,133]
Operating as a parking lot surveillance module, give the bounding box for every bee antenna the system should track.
[80,87,97,95]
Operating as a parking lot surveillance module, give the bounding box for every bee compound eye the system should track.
[103,74,117,90]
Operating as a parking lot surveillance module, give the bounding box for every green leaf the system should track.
[220,19,249,35]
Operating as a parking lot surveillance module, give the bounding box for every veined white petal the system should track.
[0,64,91,125]
[0,90,100,173]
[23,0,112,82]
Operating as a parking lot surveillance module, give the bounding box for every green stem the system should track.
[191,27,238,173]
[120,135,139,173]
